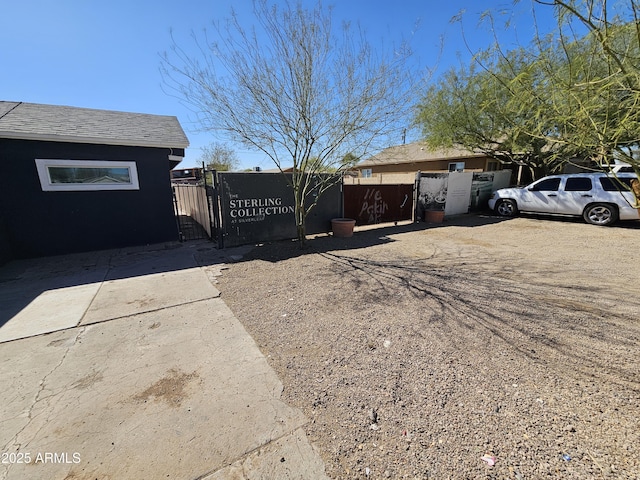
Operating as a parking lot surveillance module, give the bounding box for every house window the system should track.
[35,159,140,191]
[448,162,465,172]
[361,168,373,178]
[486,161,499,171]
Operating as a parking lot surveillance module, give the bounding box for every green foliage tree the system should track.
[530,1,640,180]
[417,0,640,197]
[162,0,416,245]
[416,47,570,181]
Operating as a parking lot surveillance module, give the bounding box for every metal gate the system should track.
[217,172,342,248]
[171,167,220,242]
[343,184,414,225]
[173,170,424,248]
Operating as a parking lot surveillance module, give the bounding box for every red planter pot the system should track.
[331,218,356,238]
[424,210,445,223]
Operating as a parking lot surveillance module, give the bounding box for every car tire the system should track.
[583,203,618,226]
[495,199,518,217]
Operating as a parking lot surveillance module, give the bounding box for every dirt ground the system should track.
[216,214,640,479]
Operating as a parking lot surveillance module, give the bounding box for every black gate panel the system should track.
[218,172,341,247]
[344,184,414,225]
[303,177,343,235]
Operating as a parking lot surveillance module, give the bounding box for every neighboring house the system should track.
[355,142,503,178]
[0,101,189,264]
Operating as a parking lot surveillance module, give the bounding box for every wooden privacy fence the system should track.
[172,184,212,240]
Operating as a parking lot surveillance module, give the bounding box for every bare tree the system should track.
[161,0,417,245]
[198,142,239,171]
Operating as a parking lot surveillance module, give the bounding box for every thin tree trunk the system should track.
[294,192,306,247]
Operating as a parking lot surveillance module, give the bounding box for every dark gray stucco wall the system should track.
[0,138,182,259]
[0,209,12,265]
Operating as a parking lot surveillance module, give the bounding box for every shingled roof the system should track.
[358,142,484,167]
[0,101,189,149]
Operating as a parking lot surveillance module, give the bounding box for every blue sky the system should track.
[1,1,554,170]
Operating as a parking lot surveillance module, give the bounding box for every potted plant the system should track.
[331,218,356,237]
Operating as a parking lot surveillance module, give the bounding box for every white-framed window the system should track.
[361,168,373,178]
[35,159,140,191]
[448,162,465,172]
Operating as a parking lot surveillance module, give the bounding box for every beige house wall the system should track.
[359,156,496,176]
[344,173,416,185]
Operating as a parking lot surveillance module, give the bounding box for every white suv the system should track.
[488,173,639,226]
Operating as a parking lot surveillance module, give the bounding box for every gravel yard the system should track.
[216,214,640,479]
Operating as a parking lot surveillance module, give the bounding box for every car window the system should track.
[530,178,561,191]
[564,177,592,191]
[599,177,634,192]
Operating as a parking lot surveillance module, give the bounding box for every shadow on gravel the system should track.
[240,211,640,266]
[317,249,640,391]
[234,214,511,263]
[225,212,640,389]
[517,212,640,229]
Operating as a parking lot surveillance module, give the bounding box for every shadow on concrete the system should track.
[0,240,245,331]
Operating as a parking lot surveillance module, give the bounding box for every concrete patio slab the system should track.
[0,282,100,343]
[0,241,328,479]
[0,297,324,479]
[0,256,109,338]
[81,267,220,325]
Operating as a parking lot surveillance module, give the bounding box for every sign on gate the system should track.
[444,172,474,216]
[218,172,342,247]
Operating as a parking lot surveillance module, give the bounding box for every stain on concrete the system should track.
[47,338,72,347]
[72,371,103,390]
[132,368,199,407]
[127,297,154,308]
[62,469,112,480]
